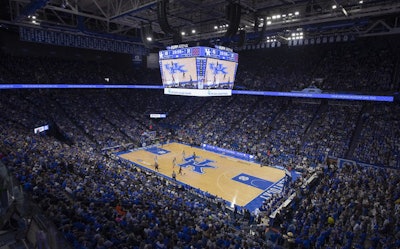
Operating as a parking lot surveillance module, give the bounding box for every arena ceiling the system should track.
[1,0,400,48]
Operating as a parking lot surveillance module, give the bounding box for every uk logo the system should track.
[209,62,227,75]
[165,62,187,74]
[179,156,216,174]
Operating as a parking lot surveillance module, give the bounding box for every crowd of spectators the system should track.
[2,35,399,92]
[298,101,363,166]
[219,97,281,157]
[351,103,400,168]
[236,35,399,93]
[0,51,162,85]
[1,88,399,248]
[274,163,400,249]
[1,35,400,248]
[0,94,270,248]
[235,46,319,92]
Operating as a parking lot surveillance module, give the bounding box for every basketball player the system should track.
[172,170,176,180]
[178,165,183,175]
[182,150,186,162]
[155,161,159,172]
[172,157,176,168]
[193,151,197,162]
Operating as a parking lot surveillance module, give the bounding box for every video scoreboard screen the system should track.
[159,45,238,97]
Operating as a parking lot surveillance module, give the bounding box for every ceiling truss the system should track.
[2,0,400,47]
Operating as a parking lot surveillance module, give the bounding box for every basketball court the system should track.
[118,142,287,212]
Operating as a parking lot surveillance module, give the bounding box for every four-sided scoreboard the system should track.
[159,45,238,97]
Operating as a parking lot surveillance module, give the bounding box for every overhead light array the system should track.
[28,15,39,25]
[266,36,277,43]
[180,29,197,36]
[287,32,304,40]
[217,24,229,29]
[265,11,300,26]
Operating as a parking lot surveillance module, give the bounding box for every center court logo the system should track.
[178,156,216,174]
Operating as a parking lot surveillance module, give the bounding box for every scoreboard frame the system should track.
[159,46,238,97]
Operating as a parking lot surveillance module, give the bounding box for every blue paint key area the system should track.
[232,173,273,190]
[145,147,170,155]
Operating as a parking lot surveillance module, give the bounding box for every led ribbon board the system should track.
[0,85,393,102]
